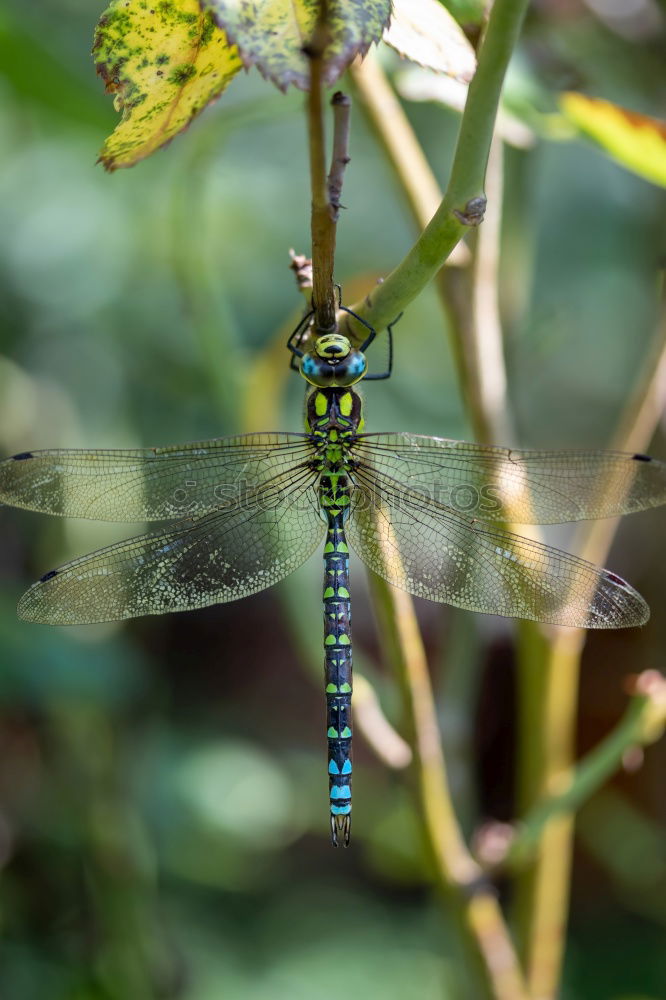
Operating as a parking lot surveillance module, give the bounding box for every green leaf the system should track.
[383,0,476,83]
[94,0,242,171]
[203,0,391,91]
[559,92,666,189]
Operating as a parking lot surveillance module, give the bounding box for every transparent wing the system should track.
[352,434,666,524]
[0,433,312,522]
[347,468,648,629]
[19,467,325,625]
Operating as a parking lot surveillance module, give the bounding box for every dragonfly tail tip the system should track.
[330,813,351,848]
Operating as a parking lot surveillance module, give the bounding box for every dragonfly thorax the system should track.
[300,334,367,387]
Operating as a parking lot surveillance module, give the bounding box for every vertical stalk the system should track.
[367,573,531,1000]
[307,3,337,331]
[513,295,666,997]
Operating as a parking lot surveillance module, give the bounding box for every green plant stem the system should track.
[351,51,496,438]
[437,610,485,837]
[512,292,666,998]
[506,673,666,868]
[353,5,529,992]
[466,136,514,443]
[342,0,530,343]
[367,573,530,1000]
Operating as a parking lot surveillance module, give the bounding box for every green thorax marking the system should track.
[306,387,363,464]
[306,388,363,520]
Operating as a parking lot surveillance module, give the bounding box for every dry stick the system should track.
[513,297,666,999]
[307,10,337,333]
[327,91,351,222]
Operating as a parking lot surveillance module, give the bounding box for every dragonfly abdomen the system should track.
[322,509,353,848]
[307,386,362,847]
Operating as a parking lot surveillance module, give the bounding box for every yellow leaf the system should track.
[94,0,242,171]
[383,0,476,84]
[204,0,391,91]
[559,92,666,189]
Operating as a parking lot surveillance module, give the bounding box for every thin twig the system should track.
[306,5,337,332]
[353,673,412,770]
[502,671,666,870]
[438,134,515,444]
[468,135,514,443]
[327,91,351,222]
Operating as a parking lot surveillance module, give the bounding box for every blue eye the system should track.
[300,348,367,387]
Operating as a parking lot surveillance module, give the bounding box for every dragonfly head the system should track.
[300,334,368,387]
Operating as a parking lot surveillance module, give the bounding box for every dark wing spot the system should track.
[39,569,59,583]
[632,453,652,462]
[606,572,627,587]
[12,452,34,461]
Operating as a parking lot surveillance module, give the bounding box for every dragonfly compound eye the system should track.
[300,348,367,387]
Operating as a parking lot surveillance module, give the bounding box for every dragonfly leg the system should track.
[362,312,400,381]
[286,308,315,366]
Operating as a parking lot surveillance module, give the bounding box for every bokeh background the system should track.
[1,1,665,997]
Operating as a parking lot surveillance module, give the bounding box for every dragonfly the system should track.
[1,306,666,847]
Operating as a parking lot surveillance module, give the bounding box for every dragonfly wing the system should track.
[19,468,325,625]
[347,469,648,628]
[352,433,666,524]
[0,433,312,521]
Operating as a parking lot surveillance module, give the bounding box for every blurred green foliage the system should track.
[0,1,665,998]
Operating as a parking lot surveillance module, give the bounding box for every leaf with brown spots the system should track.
[560,93,666,189]
[203,0,392,91]
[94,0,242,170]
